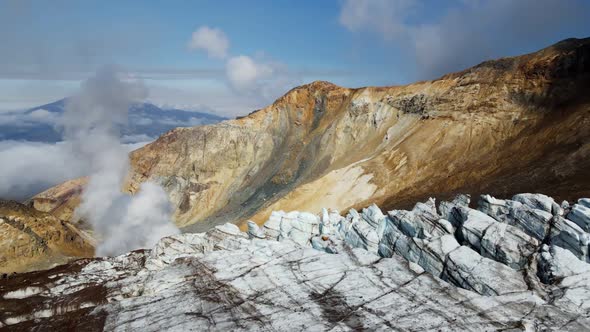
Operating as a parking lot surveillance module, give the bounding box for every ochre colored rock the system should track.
[31,38,590,231]
[0,200,94,273]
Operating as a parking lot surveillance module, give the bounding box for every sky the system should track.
[1,0,590,117]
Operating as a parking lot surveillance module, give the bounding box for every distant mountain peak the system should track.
[0,99,228,143]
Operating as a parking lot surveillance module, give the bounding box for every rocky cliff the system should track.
[32,38,590,231]
[0,200,94,274]
[2,193,590,330]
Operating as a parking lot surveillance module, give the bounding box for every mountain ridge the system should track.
[30,37,590,232]
[0,99,227,143]
[27,98,227,124]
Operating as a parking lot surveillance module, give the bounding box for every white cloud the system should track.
[188,26,230,59]
[134,117,153,126]
[0,141,85,200]
[339,0,589,78]
[225,55,301,103]
[0,112,22,126]
[150,116,205,127]
[0,140,151,201]
[28,109,52,120]
[0,108,59,127]
[120,133,155,144]
[339,0,415,40]
[225,55,274,92]
[27,109,59,124]
[185,27,301,110]
[145,81,268,117]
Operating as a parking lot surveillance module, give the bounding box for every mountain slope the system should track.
[32,38,590,231]
[0,99,227,142]
[0,200,94,274]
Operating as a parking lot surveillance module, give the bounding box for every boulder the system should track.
[319,208,345,235]
[360,204,385,228]
[537,245,590,283]
[549,216,590,262]
[413,235,461,277]
[261,210,320,246]
[438,194,470,224]
[310,235,340,254]
[442,246,529,296]
[247,221,266,239]
[457,206,539,269]
[580,198,590,208]
[512,193,563,216]
[387,198,448,239]
[478,194,552,240]
[567,201,590,232]
[344,209,380,253]
[378,218,460,277]
[377,217,405,258]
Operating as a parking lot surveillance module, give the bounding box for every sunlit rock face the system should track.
[0,200,94,274]
[2,193,590,331]
[31,38,590,231]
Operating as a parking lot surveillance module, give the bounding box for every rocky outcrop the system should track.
[456,206,539,269]
[538,244,590,283]
[547,215,589,262]
[478,194,554,240]
[568,199,590,231]
[254,192,590,299]
[442,245,529,296]
[3,193,589,330]
[31,38,590,231]
[0,200,94,274]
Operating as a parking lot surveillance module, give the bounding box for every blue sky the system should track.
[1,0,589,116]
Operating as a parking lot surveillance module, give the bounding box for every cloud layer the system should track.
[189,26,301,106]
[0,66,179,256]
[339,0,590,79]
[0,108,59,127]
[339,0,415,41]
[226,55,273,91]
[0,140,148,201]
[188,26,230,59]
[0,141,84,200]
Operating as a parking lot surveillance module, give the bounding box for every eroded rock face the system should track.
[568,200,590,232]
[0,200,94,274]
[3,193,590,331]
[31,38,590,231]
[442,245,529,296]
[255,192,590,301]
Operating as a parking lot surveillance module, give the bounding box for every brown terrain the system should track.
[0,200,94,274]
[31,38,590,233]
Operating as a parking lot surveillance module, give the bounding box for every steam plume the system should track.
[64,66,179,256]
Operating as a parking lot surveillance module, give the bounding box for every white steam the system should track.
[64,66,179,256]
